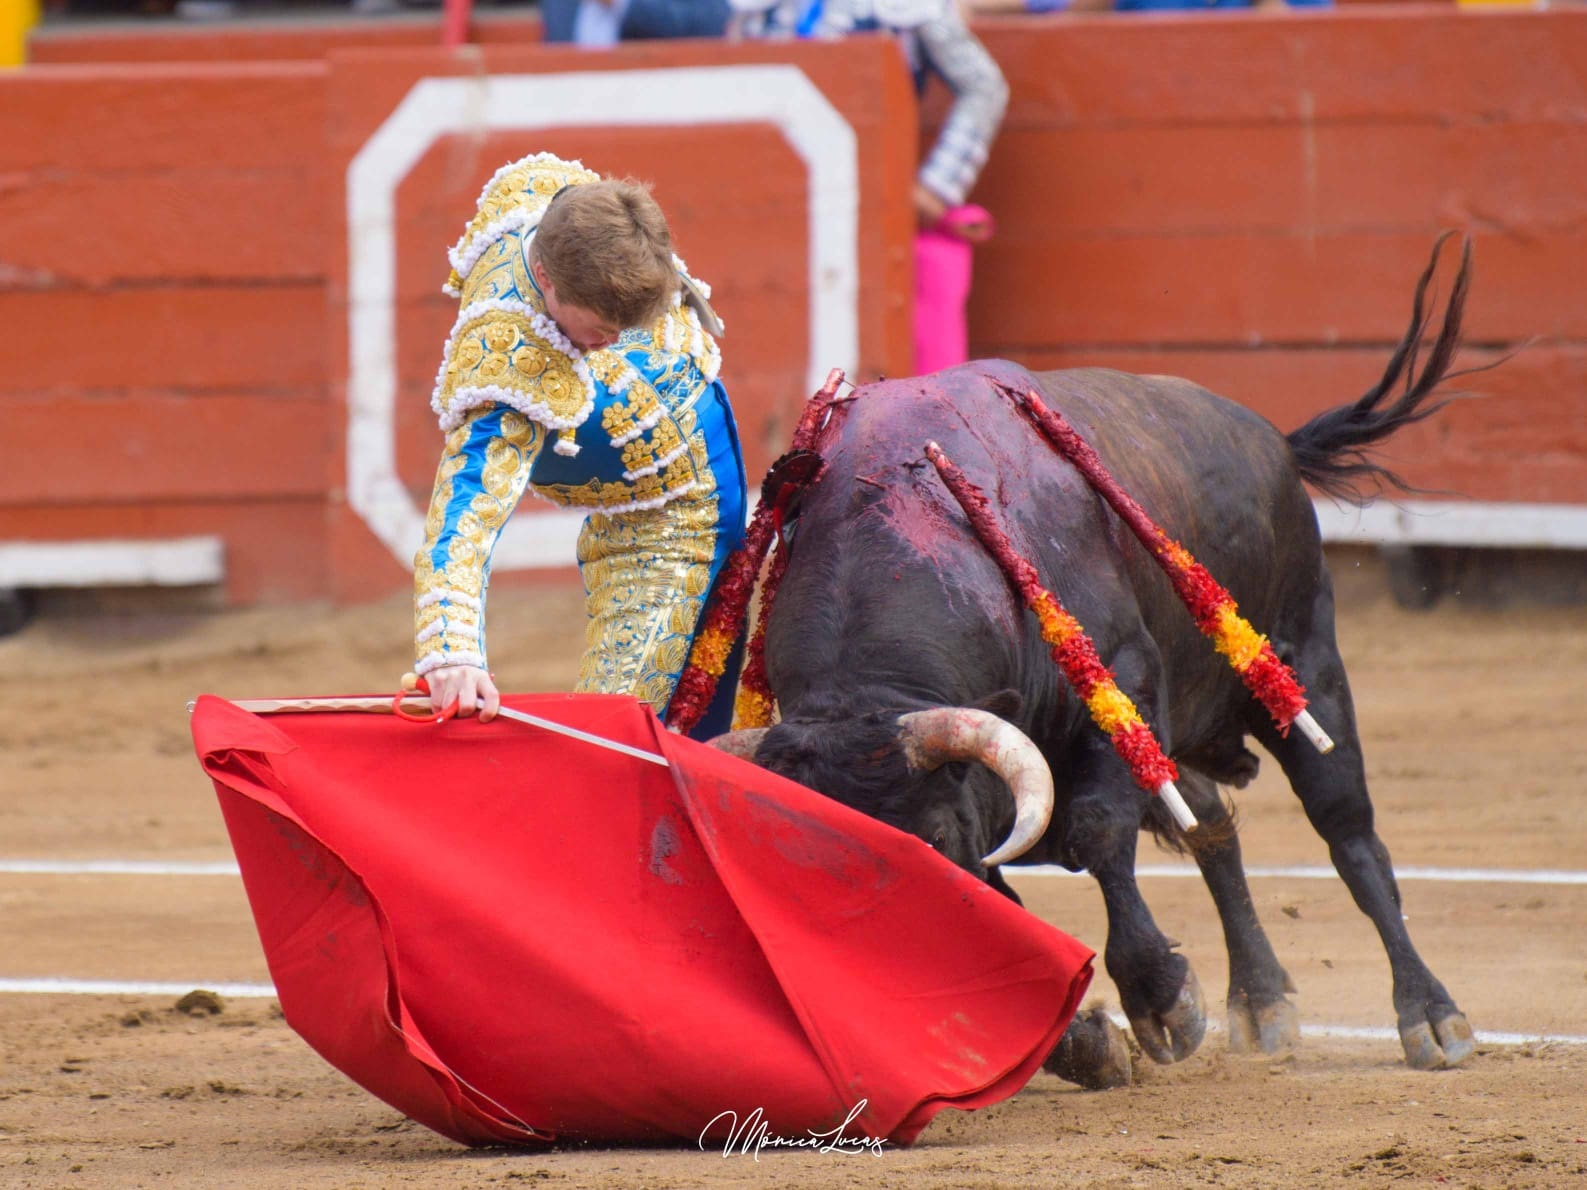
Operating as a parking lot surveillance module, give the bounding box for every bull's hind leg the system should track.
[1175,769,1300,1055]
[1257,603,1475,1070]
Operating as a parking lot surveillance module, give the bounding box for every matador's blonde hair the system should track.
[531,179,676,332]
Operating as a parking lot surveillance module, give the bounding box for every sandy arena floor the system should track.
[1,556,1585,1188]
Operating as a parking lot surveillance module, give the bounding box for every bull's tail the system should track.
[1287,234,1473,504]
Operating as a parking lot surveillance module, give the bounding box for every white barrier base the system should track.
[0,536,224,588]
[1316,499,1587,549]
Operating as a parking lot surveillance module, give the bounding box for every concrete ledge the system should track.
[1315,500,1587,550]
[0,537,225,588]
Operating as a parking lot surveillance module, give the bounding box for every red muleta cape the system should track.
[191,692,1094,1148]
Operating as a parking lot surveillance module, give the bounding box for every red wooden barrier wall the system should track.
[961,7,1587,508]
[26,11,546,62]
[5,7,1585,604]
[0,61,335,600]
[0,34,915,601]
[322,39,916,601]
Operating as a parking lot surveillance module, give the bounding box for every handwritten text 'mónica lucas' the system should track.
[700,1100,887,1160]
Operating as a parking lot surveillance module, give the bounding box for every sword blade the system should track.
[493,706,670,768]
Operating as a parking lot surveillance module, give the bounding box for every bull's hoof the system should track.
[1043,1007,1133,1090]
[1130,968,1207,1065]
[1400,1012,1476,1070]
[1436,1013,1478,1066]
[1227,996,1300,1056]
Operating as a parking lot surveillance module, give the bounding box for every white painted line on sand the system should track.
[0,979,1580,1049]
[0,860,243,876]
[0,978,276,998]
[7,860,1587,885]
[1104,1013,1587,1049]
[1303,1024,1587,1048]
[1010,864,1587,886]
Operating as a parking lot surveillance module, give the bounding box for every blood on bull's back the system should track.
[784,358,1320,750]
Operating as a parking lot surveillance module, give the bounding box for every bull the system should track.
[712,240,1477,1087]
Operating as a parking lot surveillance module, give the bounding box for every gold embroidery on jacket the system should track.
[434,309,587,429]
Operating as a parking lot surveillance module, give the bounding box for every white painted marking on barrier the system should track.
[346,67,859,569]
[0,536,224,588]
[1009,863,1587,885]
[0,978,276,998]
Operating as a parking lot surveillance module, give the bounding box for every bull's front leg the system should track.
[991,866,1134,1090]
[1064,758,1207,1065]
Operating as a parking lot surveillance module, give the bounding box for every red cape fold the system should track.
[191,692,1094,1148]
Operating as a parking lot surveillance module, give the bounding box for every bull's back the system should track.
[1030,367,1322,600]
[1031,368,1303,534]
[774,363,1113,704]
[808,362,1113,559]
[816,362,1311,572]
[778,360,1327,739]
[822,361,1325,672]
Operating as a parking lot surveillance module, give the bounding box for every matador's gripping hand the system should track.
[401,667,501,723]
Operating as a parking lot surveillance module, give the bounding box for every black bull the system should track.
[717,243,1476,1085]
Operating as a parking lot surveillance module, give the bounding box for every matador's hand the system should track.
[422,665,501,722]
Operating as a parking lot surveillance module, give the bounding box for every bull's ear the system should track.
[760,449,823,508]
[976,688,1024,720]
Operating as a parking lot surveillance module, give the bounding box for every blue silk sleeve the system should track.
[413,406,548,677]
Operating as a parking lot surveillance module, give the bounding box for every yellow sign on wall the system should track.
[2,0,40,67]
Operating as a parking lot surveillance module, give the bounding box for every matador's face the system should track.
[532,261,621,353]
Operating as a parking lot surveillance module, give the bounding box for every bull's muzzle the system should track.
[704,727,769,762]
[706,709,1053,869]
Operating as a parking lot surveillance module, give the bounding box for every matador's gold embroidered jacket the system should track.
[413,154,747,726]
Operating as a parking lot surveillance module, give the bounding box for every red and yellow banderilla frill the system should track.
[662,496,775,737]
[925,442,1198,832]
[998,383,1333,756]
[665,368,847,736]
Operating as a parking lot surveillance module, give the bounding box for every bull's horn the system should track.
[897,708,1054,868]
[706,727,770,762]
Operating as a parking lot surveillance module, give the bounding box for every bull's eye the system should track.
[930,828,948,853]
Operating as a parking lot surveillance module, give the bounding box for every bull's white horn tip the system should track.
[981,842,1019,869]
